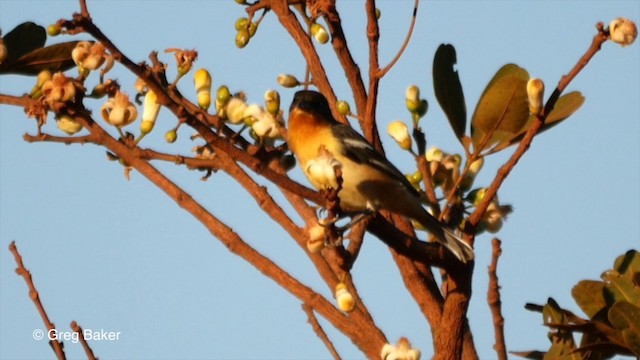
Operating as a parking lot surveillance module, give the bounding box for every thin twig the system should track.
[377,0,419,78]
[9,241,66,360]
[302,304,341,360]
[70,321,97,360]
[487,238,507,360]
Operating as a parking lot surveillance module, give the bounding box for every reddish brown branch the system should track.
[9,241,66,360]
[487,238,507,360]
[70,321,97,360]
[302,304,341,360]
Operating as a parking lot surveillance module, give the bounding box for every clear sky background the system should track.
[1,1,638,359]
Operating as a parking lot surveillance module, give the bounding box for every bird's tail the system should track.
[412,210,475,263]
[440,227,474,264]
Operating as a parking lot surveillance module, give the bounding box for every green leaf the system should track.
[433,44,467,142]
[487,91,585,154]
[543,297,566,325]
[1,22,46,64]
[0,41,81,75]
[470,63,529,153]
[608,301,640,356]
[572,280,607,319]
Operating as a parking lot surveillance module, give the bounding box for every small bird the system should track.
[287,90,474,263]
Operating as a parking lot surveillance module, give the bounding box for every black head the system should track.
[290,90,334,122]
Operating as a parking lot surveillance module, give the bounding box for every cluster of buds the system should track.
[234,17,258,49]
[405,85,428,125]
[425,147,484,193]
[334,282,355,312]
[218,90,284,145]
[381,337,421,360]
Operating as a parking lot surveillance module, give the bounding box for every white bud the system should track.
[609,17,637,47]
[527,78,545,115]
[387,121,412,151]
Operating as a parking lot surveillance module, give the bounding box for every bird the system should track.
[287,90,474,263]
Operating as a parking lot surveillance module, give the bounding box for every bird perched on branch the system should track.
[287,90,474,263]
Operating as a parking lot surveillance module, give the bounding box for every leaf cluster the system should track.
[516,250,640,359]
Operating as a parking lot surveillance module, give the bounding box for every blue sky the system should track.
[1,1,638,359]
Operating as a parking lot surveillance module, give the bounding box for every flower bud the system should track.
[235,29,250,48]
[381,337,421,360]
[405,85,421,113]
[165,129,178,143]
[310,23,329,44]
[30,70,52,98]
[264,89,280,116]
[47,24,61,37]
[141,90,161,134]
[387,121,412,151]
[425,147,444,162]
[56,115,82,135]
[307,224,326,253]
[460,157,484,191]
[194,68,212,110]
[527,78,545,115]
[336,100,351,116]
[235,17,248,31]
[277,74,300,88]
[335,283,355,312]
[609,17,637,47]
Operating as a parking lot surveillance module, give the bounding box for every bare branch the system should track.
[302,304,341,360]
[487,238,507,360]
[9,241,66,360]
[70,321,97,360]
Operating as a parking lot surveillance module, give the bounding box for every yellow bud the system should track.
[56,115,82,135]
[165,129,177,143]
[335,283,355,312]
[141,90,161,134]
[264,89,280,116]
[47,24,61,36]
[310,23,329,44]
[277,74,300,88]
[216,85,231,103]
[235,29,250,48]
[235,17,248,31]
[526,78,545,115]
[194,69,212,111]
[307,224,326,253]
[425,147,444,162]
[336,100,350,116]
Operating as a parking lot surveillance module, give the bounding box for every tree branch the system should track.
[9,241,66,360]
[487,238,507,360]
[302,303,341,360]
